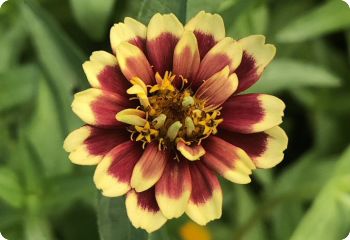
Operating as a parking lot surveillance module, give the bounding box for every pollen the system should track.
[121,72,223,148]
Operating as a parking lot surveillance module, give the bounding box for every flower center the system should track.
[117,72,223,149]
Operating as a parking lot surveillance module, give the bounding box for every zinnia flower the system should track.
[64,11,288,233]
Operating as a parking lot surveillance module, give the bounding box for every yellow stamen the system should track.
[167,121,182,141]
[152,114,167,129]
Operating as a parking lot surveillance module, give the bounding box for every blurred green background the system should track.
[1,0,350,239]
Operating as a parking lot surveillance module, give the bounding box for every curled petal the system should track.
[221,93,285,133]
[173,30,200,85]
[110,17,146,53]
[147,13,184,75]
[126,188,167,233]
[193,37,242,89]
[195,66,238,111]
[82,51,130,96]
[186,162,222,225]
[116,42,154,85]
[185,11,225,59]
[202,136,255,184]
[116,108,147,126]
[71,88,129,127]
[94,141,143,197]
[131,143,168,192]
[177,139,205,161]
[235,35,276,93]
[155,159,192,219]
[63,125,129,165]
[219,126,288,169]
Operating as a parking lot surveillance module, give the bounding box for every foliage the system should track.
[0,0,350,239]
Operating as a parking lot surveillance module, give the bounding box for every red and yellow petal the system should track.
[63,125,129,165]
[82,51,130,96]
[221,93,285,134]
[219,126,288,169]
[94,141,143,197]
[147,13,184,75]
[71,88,129,127]
[186,162,222,226]
[185,11,225,59]
[116,42,154,85]
[110,17,146,53]
[177,139,205,161]
[235,35,276,93]
[195,66,238,111]
[126,188,167,233]
[173,30,200,85]
[130,143,168,192]
[193,37,242,89]
[155,159,192,219]
[202,136,255,184]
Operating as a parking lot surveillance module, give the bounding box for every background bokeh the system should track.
[1,0,350,239]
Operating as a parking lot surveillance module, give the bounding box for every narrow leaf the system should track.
[276,1,350,43]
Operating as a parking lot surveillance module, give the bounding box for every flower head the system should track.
[64,11,288,232]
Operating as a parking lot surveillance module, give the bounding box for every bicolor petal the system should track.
[177,139,205,161]
[235,35,276,93]
[193,37,242,89]
[186,162,222,225]
[130,143,168,192]
[155,159,192,219]
[147,13,184,75]
[221,93,285,133]
[82,51,130,96]
[126,188,167,233]
[185,11,225,59]
[71,88,129,127]
[202,136,255,184]
[219,126,288,168]
[63,125,129,165]
[110,17,147,53]
[173,30,200,85]
[116,42,154,84]
[195,66,238,111]
[94,141,142,197]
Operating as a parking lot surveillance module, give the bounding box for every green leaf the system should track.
[25,76,72,176]
[0,18,26,72]
[290,146,350,240]
[70,0,117,40]
[248,59,341,93]
[20,0,86,132]
[186,0,226,20]
[0,167,24,208]
[276,1,350,43]
[0,64,39,112]
[97,195,148,240]
[138,0,187,24]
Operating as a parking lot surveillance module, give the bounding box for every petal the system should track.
[82,51,130,96]
[219,126,288,168]
[130,143,168,192]
[72,88,129,127]
[185,11,225,59]
[110,17,147,53]
[173,30,200,85]
[195,66,238,111]
[63,125,129,165]
[116,42,154,85]
[94,141,143,197]
[126,188,167,233]
[235,35,276,93]
[221,93,285,133]
[186,162,222,225]
[193,37,242,89]
[155,159,191,219]
[147,13,184,75]
[115,108,147,126]
[177,139,205,161]
[202,136,255,184]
